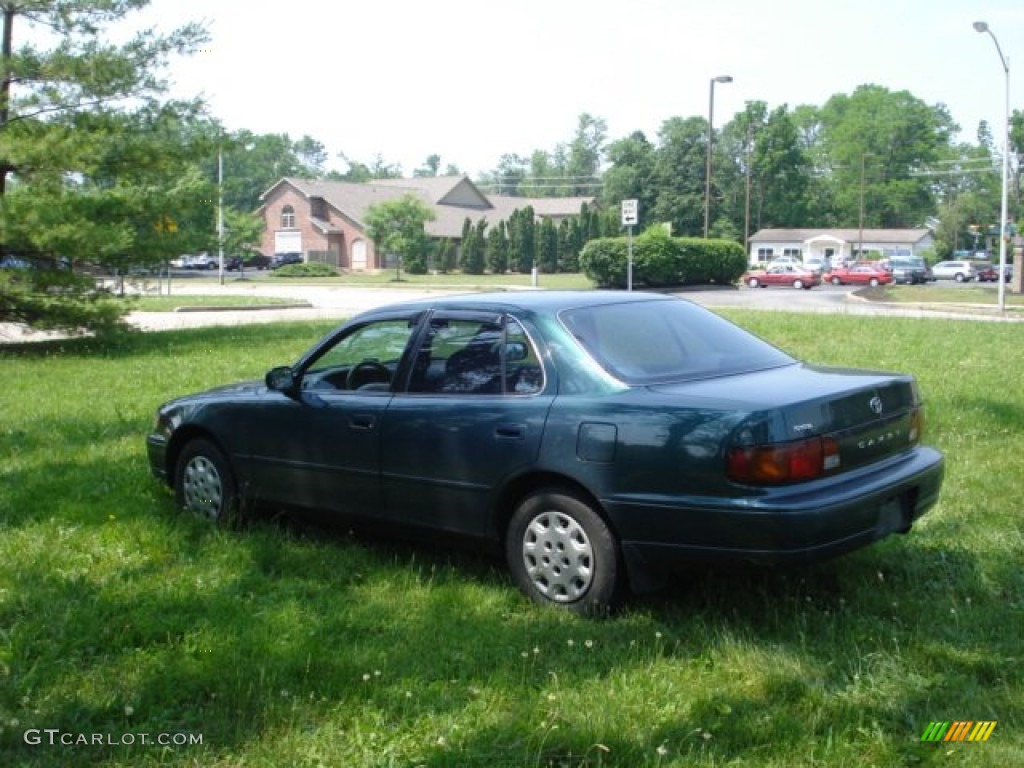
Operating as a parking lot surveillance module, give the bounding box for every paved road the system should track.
[2,281,1018,342]
[127,280,1021,332]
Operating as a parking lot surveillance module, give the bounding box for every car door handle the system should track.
[349,414,377,430]
[495,423,525,440]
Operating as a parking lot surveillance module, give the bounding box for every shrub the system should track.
[580,231,746,288]
[274,262,338,278]
[403,253,428,275]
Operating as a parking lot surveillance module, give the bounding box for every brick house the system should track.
[258,175,594,270]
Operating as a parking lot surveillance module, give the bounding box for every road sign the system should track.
[621,199,638,227]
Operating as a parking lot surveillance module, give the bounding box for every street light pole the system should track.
[704,75,733,239]
[217,147,225,286]
[973,21,1010,311]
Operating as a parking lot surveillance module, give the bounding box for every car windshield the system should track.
[560,299,795,385]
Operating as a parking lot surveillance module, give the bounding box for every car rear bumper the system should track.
[606,446,943,588]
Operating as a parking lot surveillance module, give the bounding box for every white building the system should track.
[748,228,935,266]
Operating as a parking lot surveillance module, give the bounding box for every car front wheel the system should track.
[955,273,965,282]
[506,488,621,615]
[869,277,879,287]
[747,277,759,288]
[175,438,237,523]
[793,279,804,289]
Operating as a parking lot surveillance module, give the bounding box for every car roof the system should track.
[355,290,678,319]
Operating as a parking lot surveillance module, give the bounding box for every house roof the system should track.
[749,228,932,244]
[260,175,594,239]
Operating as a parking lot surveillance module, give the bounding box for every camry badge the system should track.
[869,396,883,416]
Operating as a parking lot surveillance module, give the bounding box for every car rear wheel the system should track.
[747,277,759,288]
[506,488,621,615]
[831,276,842,286]
[175,438,237,523]
[793,279,804,289]
[955,273,965,282]
[869,277,879,287]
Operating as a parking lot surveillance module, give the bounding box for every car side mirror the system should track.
[266,366,298,395]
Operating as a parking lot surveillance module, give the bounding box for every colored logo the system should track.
[921,721,997,742]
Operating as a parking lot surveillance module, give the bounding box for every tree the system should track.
[508,207,536,273]
[334,152,403,182]
[435,237,456,273]
[461,218,486,274]
[558,218,579,272]
[815,85,955,228]
[649,116,708,237]
[220,131,331,212]
[0,1,209,332]
[565,112,607,196]
[413,154,441,177]
[537,217,558,273]
[600,131,656,230]
[363,194,435,279]
[486,220,509,274]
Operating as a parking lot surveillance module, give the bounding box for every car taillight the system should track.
[727,435,840,485]
[909,407,924,444]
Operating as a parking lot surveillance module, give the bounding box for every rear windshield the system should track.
[559,298,795,385]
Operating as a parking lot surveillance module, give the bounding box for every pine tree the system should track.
[0,1,210,332]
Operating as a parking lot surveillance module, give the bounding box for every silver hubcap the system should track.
[522,511,593,603]
[182,455,223,520]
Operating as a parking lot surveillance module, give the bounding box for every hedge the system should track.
[579,229,747,288]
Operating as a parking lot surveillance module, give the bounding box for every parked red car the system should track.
[972,262,1008,283]
[743,264,821,290]
[824,264,893,287]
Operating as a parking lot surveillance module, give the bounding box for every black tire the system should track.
[506,488,621,615]
[831,276,842,286]
[869,277,879,287]
[747,277,759,288]
[174,438,238,523]
[955,273,965,282]
[793,279,804,290]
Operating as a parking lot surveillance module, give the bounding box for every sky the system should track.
[107,0,1024,177]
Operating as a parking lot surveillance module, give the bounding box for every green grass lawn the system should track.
[1,313,1021,767]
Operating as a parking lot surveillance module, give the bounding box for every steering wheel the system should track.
[346,360,391,390]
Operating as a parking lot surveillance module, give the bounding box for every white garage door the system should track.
[275,231,302,254]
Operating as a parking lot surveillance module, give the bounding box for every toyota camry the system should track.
[147,291,944,614]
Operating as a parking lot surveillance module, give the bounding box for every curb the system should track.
[172,302,313,313]
[845,290,1024,320]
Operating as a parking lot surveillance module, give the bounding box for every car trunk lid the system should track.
[649,363,922,480]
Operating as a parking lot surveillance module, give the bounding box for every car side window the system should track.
[407,315,543,396]
[303,318,418,392]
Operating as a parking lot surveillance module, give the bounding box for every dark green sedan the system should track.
[147,291,944,614]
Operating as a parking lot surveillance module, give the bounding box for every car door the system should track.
[378,311,554,537]
[241,313,422,516]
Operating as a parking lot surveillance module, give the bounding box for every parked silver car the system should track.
[930,260,976,282]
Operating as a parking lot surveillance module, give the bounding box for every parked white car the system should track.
[931,260,977,282]
[802,257,830,275]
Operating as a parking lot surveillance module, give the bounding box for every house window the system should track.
[756,248,774,263]
[782,248,801,259]
[281,205,296,229]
